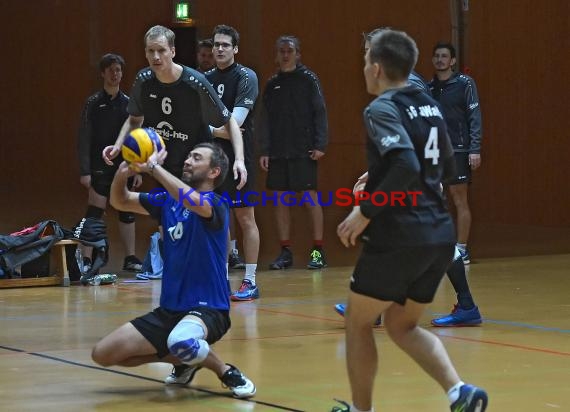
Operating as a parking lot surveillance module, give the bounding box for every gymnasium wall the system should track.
[1,0,567,268]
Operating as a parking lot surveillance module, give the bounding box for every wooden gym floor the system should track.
[1,254,569,411]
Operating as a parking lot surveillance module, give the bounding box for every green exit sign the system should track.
[173,0,194,25]
[176,2,190,20]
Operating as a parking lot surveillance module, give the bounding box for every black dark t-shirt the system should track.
[361,86,455,248]
[128,66,230,177]
[205,63,258,165]
[78,90,129,175]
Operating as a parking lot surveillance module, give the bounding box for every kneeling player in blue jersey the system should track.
[91,142,255,399]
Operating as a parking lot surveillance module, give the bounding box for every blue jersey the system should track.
[141,191,230,311]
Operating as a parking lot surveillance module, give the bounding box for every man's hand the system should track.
[353,171,368,194]
[132,142,167,174]
[337,206,370,247]
[309,149,325,160]
[116,160,135,176]
[259,156,269,172]
[102,145,120,166]
[469,153,481,170]
[131,174,143,189]
[233,159,247,190]
[80,175,91,189]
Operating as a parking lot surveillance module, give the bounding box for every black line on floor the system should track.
[0,345,305,412]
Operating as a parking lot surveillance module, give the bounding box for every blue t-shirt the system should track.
[140,191,230,311]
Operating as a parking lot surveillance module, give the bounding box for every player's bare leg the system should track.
[448,183,471,245]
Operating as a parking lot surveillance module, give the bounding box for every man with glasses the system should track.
[204,24,261,302]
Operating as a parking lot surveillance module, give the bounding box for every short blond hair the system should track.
[144,25,175,48]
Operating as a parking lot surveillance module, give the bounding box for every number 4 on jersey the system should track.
[424,127,440,165]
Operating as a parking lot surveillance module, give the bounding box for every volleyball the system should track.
[121,128,165,165]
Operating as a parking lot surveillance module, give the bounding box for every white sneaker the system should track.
[220,364,256,398]
[164,364,201,385]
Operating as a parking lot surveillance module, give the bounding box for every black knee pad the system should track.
[118,211,136,224]
[85,205,105,219]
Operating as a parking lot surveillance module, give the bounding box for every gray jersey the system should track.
[129,66,230,177]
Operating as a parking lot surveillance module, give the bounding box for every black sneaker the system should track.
[269,247,293,270]
[220,364,256,398]
[123,255,143,272]
[228,249,246,270]
[307,248,327,269]
[164,364,202,385]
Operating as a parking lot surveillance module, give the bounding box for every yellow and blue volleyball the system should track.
[121,128,165,164]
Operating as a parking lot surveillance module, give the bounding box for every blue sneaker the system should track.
[432,305,482,327]
[334,303,346,317]
[450,384,488,412]
[334,303,382,326]
[231,280,260,301]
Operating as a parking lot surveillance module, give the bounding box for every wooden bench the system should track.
[0,239,78,288]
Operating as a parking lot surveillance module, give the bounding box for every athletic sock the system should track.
[457,292,475,310]
[447,381,465,404]
[244,264,257,285]
[280,240,291,248]
[446,256,473,299]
